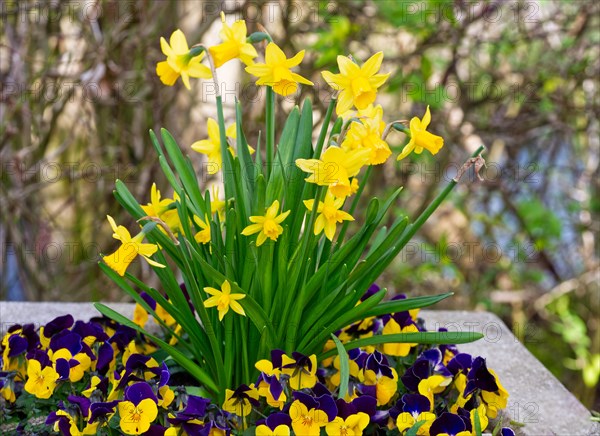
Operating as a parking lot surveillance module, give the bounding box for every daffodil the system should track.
[397,106,444,160]
[325,412,370,435]
[203,279,246,321]
[23,359,59,399]
[193,215,211,244]
[156,29,212,90]
[304,191,354,241]
[245,42,313,96]
[241,200,290,246]
[341,105,392,165]
[141,183,182,235]
[209,12,258,67]
[210,185,226,221]
[322,52,389,114]
[191,118,254,175]
[102,216,165,276]
[296,147,370,198]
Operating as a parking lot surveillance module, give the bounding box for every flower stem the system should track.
[266,86,275,179]
[336,165,373,244]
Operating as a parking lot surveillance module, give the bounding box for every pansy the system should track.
[325,412,370,435]
[167,395,213,434]
[340,105,392,165]
[395,394,436,435]
[256,371,287,409]
[418,374,452,407]
[359,351,398,406]
[429,412,472,436]
[304,190,354,241]
[381,314,419,357]
[118,382,159,435]
[47,409,99,436]
[289,392,335,436]
[241,200,291,246]
[156,29,212,89]
[396,105,444,161]
[296,146,370,198]
[222,383,260,417]
[245,42,313,96]
[203,279,246,321]
[209,12,258,67]
[0,372,16,402]
[23,357,59,399]
[480,368,509,418]
[322,52,389,114]
[102,215,165,276]
[281,351,318,390]
[256,412,292,435]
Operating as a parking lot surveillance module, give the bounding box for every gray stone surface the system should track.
[0,302,597,435]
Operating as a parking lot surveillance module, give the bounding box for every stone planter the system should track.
[0,302,597,435]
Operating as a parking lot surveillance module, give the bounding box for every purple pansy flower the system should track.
[465,357,499,396]
[430,412,469,436]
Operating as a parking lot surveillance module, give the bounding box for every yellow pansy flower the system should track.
[241,200,290,246]
[296,147,370,198]
[325,412,370,435]
[245,42,313,96]
[381,319,419,356]
[304,191,354,241]
[203,279,246,321]
[256,424,291,435]
[322,52,389,114]
[118,398,158,435]
[289,400,329,435]
[397,106,444,160]
[209,12,258,67]
[156,29,212,90]
[102,215,165,277]
[23,359,59,399]
[341,105,391,165]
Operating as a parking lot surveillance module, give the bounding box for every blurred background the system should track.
[1,0,598,409]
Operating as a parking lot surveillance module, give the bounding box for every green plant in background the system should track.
[94,20,486,403]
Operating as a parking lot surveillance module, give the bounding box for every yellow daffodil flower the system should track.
[23,359,59,399]
[210,185,226,221]
[102,215,165,276]
[341,105,392,165]
[289,400,328,436]
[322,52,389,114]
[191,118,254,175]
[325,412,370,435]
[245,42,313,96]
[156,29,212,90]
[203,279,246,321]
[381,319,419,356]
[304,191,354,241]
[241,200,290,246]
[397,106,444,161]
[193,215,211,244]
[296,147,370,198]
[141,184,183,235]
[118,398,158,435]
[209,12,258,67]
